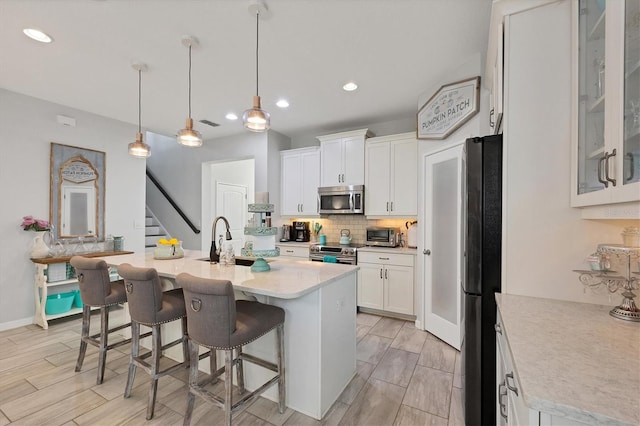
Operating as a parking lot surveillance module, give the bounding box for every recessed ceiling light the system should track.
[342,82,358,92]
[23,28,53,43]
[225,113,238,120]
[276,99,289,108]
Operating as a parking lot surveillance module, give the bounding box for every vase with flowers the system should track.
[21,216,51,258]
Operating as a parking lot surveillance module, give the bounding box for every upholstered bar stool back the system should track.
[117,263,189,420]
[176,273,286,426]
[70,256,131,385]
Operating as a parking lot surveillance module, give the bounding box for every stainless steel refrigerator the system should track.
[461,134,502,426]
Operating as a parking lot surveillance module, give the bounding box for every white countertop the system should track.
[97,250,358,300]
[496,293,639,426]
[358,246,417,255]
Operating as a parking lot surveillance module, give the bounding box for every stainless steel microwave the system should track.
[318,185,364,215]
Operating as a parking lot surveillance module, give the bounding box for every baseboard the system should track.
[0,316,33,332]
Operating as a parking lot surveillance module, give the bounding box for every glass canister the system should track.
[621,226,640,247]
[113,236,124,251]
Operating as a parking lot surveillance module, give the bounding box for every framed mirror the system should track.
[50,143,105,241]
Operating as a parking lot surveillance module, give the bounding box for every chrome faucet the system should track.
[210,216,232,263]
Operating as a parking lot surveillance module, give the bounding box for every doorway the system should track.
[201,158,255,253]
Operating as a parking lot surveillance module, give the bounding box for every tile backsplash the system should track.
[277,216,415,245]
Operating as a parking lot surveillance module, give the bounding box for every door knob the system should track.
[423,249,431,255]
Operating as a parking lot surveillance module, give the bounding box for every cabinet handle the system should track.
[498,381,508,420]
[604,149,617,187]
[489,108,495,128]
[390,201,394,211]
[378,257,390,260]
[384,269,388,279]
[494,323,502,335]
[505,372,519,396]
[342,173,345,183]
[626,152,635,182]
[300,203,303,212]
[423,249,431,255]
[597,155,609,188]
[380,268,383,279]
[386,201,389,212]
[286,250,294,253]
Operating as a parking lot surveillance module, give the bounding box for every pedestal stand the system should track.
[241,203,279,272]
[574,245,640,322]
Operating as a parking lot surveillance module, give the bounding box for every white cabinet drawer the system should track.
[277,245,308,258]
[358,251,414,267]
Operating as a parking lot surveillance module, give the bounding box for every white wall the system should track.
[502,1,636,304]
[0,89,146,329]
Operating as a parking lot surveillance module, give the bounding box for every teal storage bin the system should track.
[45,292,75,315]
[73,289,83,308]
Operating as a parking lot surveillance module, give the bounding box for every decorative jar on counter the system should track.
[153,238,184,259]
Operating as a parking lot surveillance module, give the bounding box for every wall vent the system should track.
[199,119,220,127]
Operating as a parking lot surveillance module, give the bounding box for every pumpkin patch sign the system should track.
[417,76,480,140]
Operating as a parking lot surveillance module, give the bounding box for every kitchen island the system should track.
[96,250,358,420]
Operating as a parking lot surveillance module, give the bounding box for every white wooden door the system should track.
[365,141,391,215]
[300,151,320,215]
[390,138,418,216]
[343,136,365,185]
[422,144,464,350]
[356,263,384,310]
[383,264,414,315]
[215,182,247,255]
[320,138,343,186]
[281,153,303,215]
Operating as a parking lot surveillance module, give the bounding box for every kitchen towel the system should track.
[322,255,337,263]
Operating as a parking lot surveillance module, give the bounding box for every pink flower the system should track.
[21,216,50,232]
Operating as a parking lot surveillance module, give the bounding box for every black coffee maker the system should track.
[293,221,310,242]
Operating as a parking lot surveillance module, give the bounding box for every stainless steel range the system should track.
[309,242,363,265]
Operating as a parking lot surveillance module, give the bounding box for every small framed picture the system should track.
[417,76,480,140]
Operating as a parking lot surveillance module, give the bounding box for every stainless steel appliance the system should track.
[318,185,364,215]
[462,134,502,426]
[280,225,292,242]
[365,227,400,247]
[309,242,363,265]
[293,221,310,242]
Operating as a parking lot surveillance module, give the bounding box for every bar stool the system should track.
[176,273,286,426]
[70,256,132,385]
[117,263,190,420]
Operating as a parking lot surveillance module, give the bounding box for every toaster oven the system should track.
[365,227,400,247]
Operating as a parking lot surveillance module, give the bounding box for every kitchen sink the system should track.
[196,257,255,267]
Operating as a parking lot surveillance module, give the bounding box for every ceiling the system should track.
[0,0,492,141]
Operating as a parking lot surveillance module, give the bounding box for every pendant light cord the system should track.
[188,44,192,118]
[255,9,259,97]
[138,69,142,133]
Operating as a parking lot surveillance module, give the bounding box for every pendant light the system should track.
[128,63,151,158]
[242,0,270,132]
[177,35,203,147]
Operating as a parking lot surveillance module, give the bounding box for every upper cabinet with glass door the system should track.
[571,0,640,208]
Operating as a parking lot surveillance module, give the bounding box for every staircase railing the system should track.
[146,168,201,234]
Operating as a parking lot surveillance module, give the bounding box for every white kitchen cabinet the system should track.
[365,132,417,217]
[317,128,372,187]
[275,244,309,259]
[571,0,640,208]
[281,147,320,216]
[357,251,414,316]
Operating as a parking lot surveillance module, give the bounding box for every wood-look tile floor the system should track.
[0,312,463,425]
